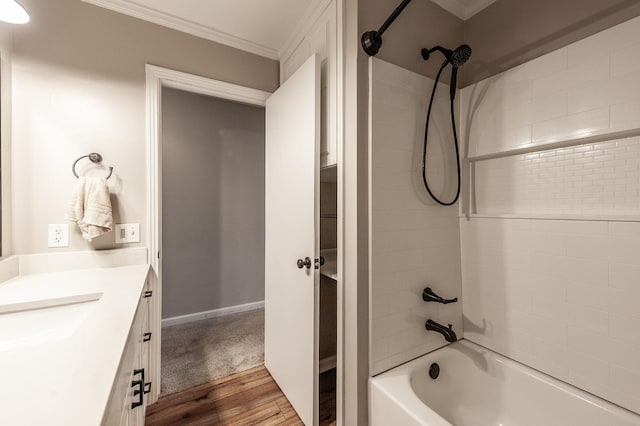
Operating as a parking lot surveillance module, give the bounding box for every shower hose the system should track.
[422,61,462,206]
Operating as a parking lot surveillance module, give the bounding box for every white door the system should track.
[264,54,320,426]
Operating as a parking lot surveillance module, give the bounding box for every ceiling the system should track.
[80,0,326,59]
[431,0,496,20]
[80,0,495,60]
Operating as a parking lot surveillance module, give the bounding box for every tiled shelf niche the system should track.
[467,129,640,219]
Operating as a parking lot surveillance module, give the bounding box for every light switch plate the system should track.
[115,223,140,244]
[48,224,69,248]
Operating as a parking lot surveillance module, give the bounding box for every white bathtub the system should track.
[370,340,640,426]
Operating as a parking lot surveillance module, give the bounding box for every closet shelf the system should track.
[467,128,640,162]
[320,248,337,280]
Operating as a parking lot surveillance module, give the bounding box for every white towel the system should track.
[65,177,113,241]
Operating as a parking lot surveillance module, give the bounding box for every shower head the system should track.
[421,44,472,67]
[421,44,472,101]
[450,44,472,66]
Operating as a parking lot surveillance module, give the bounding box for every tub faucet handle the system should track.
[422,287,458,304]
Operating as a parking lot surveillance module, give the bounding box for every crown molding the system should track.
[80,0,280,60]
[279,0,333,62]
[431,0,496,20]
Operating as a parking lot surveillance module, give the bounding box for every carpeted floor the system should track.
[161,308,265,396]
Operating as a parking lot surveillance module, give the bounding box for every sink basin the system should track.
[0,292,103,351]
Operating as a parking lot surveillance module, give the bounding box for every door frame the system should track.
[145,64,271,404]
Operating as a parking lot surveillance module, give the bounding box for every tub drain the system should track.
[429,363,440,379]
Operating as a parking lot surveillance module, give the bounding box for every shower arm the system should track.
[361,0,412,56]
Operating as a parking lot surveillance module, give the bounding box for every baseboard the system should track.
[162,300,265,328]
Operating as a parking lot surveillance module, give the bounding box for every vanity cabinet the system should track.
[103,276,153,426]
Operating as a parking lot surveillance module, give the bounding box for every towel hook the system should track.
[72,152,113,180]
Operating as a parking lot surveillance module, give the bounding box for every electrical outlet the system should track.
[48,224,69,248]
[115,223,140,244]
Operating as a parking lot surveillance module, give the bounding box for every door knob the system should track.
[297,257,312,269]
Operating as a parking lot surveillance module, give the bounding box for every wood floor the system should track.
[146,366,336,426]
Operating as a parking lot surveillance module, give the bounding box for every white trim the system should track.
[279,0,333,63]
[80,0,279,59]
[162,300,265,328]
[335,1,345,425]
[146,64,270,405]
[430,0,496,20]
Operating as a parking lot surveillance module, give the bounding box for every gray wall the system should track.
[161,88,265,319]
[10,0,278,254]
[359,0,464,80]
[463,0,640,86]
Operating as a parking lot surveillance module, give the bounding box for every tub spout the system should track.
[425,319,457,342]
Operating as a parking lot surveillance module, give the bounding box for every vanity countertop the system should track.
[0,264,150,426]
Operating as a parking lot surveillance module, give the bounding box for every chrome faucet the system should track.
[425,319,457,343]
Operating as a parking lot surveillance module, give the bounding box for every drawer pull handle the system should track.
[143,332,152,342]
[144,382,152,394]
[143,290,153,298]
[131,380,143,409]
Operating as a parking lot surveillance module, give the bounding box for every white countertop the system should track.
[0,264,150,426]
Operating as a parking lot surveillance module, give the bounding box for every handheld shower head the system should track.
[421,43,472,100]
[450,44,472,67]
[421,44,472,67]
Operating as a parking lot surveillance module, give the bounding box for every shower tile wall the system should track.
[475,137,640,216]
[461,16,640,159]
[460,17,640,414]
[369,58,462,376]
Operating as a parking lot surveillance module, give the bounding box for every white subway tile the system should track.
[608,237,640,265]
[609,314,640,345]
[566,304,609,335]
[611,364,640,396]
[567,349,610,386]
[567,282,608,310]
[610,99,640,131]
[611,42,640,78]
[532,107,609,144]
[566,234,610,259]
[531,314,567,345]
[388,290,421,314]
[568,16,640,67]
[568,325,608,360]
[606,287,640,319]
[565,256,608,287]
[371,337,390,361]
[570,71,640,115]
[532,338,569,381]
[607,338,640,373]
[533,55,609,99]
[609,262,640,292]
[514,48,568,81]
[531,92,568,123]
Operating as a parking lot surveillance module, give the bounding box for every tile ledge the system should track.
[461,213,640,222]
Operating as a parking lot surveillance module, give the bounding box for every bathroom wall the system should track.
[10,0,278,255]
[369,58,462,375]
[161,88,265,318]
[463,0,640,86]
[0,24,12,256]
[460,16,640,414]
[359,0,464,81]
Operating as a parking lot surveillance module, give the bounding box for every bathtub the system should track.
[370,339,640,426]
